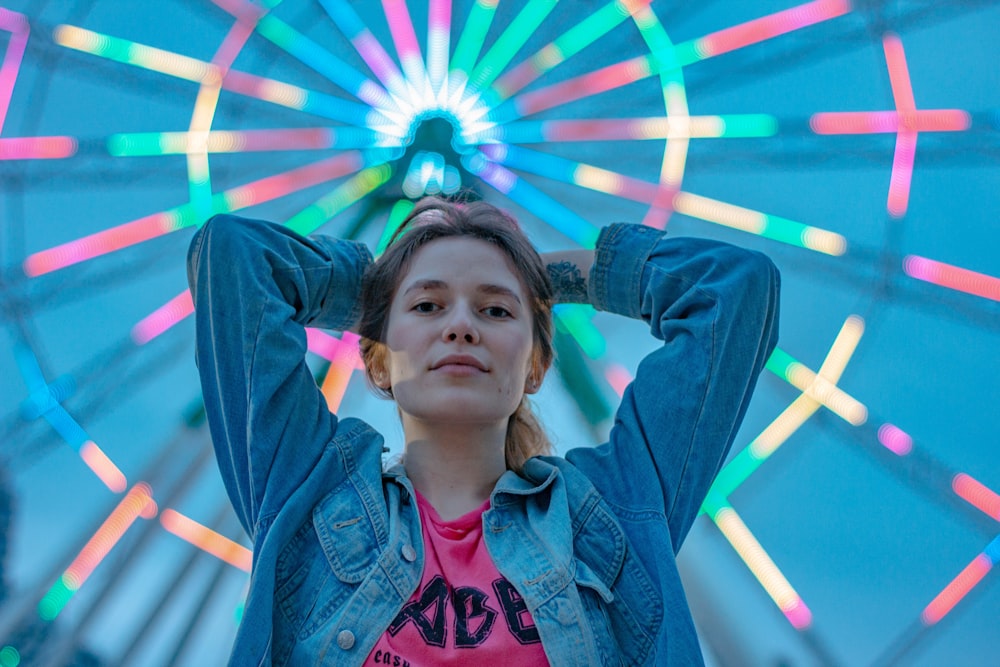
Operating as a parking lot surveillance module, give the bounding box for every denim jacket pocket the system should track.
[312,479,382,583]
[575,502,663,665]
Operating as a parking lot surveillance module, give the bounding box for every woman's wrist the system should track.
[541,249,595,304]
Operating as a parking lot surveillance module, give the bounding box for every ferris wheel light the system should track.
[0,136,77,159]
[921,550,996,625]
[903,255,1000,302]
[160,510,252,572]
[711,505,813,630]
[952,474,1000,521]
[877,423,913,456]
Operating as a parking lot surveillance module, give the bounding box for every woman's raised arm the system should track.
[560,223,780,551]
[187,214,372,538]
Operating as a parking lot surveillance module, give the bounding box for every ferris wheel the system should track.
[1,1,998,665]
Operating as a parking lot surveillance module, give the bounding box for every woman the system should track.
[187,196,779,666]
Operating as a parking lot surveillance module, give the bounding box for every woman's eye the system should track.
[484,306,512,318]
[413,302,439,313]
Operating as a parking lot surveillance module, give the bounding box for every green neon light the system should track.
[718,114,778,137]
[0,646,20,667]
[285,164,393,235]
[450,0,499,77]
[765,347,796,381]
[554,305,606,359]
[469,0,558,91]
[375,199,416,255]
[550,2,630,65]
[38,577,75,621]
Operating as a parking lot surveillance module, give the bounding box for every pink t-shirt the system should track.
[365,491,550,666]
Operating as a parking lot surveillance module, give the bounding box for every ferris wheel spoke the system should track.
[23,152,371,276]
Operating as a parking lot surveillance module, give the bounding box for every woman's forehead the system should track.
[399,237,527,293]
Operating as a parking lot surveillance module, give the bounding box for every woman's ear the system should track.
[523,353,550,395]
[366,343,392,390]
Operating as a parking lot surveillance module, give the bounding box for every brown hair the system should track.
[358,196,554,473]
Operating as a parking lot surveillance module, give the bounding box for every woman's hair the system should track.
[358,196,554,473]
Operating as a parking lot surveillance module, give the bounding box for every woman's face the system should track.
[375,236,540,429]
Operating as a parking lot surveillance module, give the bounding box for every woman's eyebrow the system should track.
[478,284,522,304]
[401,279,447,296]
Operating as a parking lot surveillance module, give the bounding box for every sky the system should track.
[1,1,998,665]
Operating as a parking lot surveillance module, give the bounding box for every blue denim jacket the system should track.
[188,215,779,666]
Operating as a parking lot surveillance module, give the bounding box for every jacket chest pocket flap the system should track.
[312,480,383,583]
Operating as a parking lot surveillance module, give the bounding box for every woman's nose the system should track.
[443,308,479,343]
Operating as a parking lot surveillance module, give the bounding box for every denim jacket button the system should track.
[336,630,355,650]
[401,544,417,562]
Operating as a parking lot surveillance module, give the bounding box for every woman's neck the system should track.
[401,418,507,521]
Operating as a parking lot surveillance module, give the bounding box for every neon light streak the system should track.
[490,1,637,102]
[38,484,157,620]
[132,291,195,345]
[0,8,30,131]
[450,0,498,85]
[376,199,417,255]
[160,509,252,572]
[107,128,383,156]
[319,332,362,412]
[604,363,633,398]
[474,115,777,143]
[53,24,373,126]
[673,192,846,255]
[952,474,1000,521]
[24,152,366,276]
[554,305,606,359]
[481,144,842,255]
[903,255,1000,302]
[383,0,428,92]
[462,152,599,248]
[0,646,19,667]
[707,501,812,629]
[248,13,395,111]
[79,441,127,493]
[318,0,409,100]
[0,136,77,159]
[765,347,867,425]
[426,0,452,95]
[285,163,394,235]
[466,0,558,95]
[707,317,863,503]
[809,110,970,134]
[921,535,1000,625]
[306,329,365,368]
[510,54,654,119]
[678,0,851,64]
[877,423,913,456]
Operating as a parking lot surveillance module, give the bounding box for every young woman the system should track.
[187,196,779,666]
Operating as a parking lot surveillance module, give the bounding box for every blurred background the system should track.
[1,0,998,665]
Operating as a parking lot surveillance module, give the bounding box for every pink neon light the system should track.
[23,152,364,276]
[952,473,1000,521]
[887,129,916,217]
[515,55,650,117]
[877,423,912,456]
[903,255,1000,302]
[883,34,914,110]
[696,0,851,59]
[604,364,633,398]
[0,136,78,160]
[0,8,29,132]
[79,441,127,493]
[63,483,157,589]
[160,509,252,572]
[383,0,422,63]
[809,110,970,134]
[494,60,545,100]
[783,599,813,629]
[132,290,195,345]
[353,30,405,91]
[921,554,992,625]
[306,329,363,368]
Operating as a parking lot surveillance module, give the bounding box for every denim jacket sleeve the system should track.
[186,214,372,538]
[565,223,780,551]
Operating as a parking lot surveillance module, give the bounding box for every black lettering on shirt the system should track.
[388,575,448,647]
[493,578,541,644]
[452,585,498,647]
